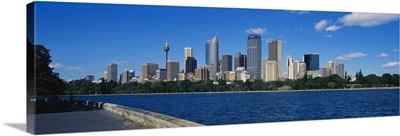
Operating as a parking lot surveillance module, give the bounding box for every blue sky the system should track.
[33,2,399,80]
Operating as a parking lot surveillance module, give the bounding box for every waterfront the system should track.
[63,89,399,125]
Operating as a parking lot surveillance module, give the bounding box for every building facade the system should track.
[319,67,328,77]
[221,55,233,72]
[156,69,167,81]
[84,75,94,81]
[264,60,277,82]
[286,56,294,79]
[121,69,131,84]
[107,63,117,82]
[304,53,320,71]
[185,57,197,74]
[195,66,209,81]
[234,52,247,70]
[206,35,219,74]
[104,71,108,81]
[335,63,345,78]
[142,63,158,80]
[268,40,282,79]
[327,61,334,76]
[293,60,307,79]
[247,34,262,79]
[167,60,180,81]
[184,47,193,73]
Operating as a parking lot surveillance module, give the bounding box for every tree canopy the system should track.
[28,40,65,97]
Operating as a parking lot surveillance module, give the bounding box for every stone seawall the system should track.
[74,100,204,128]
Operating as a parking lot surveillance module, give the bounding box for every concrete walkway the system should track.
[33,105,147,134]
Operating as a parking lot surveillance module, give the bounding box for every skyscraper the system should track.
[264,60,277,82]
[293,60,307,79]
[268,40,282,79]
[206,35,219,74]
[156,69,167,81]
[221,55,232,72]
[247,34,262,79]
[167,60,180,81]
[184,47,193,73]
[335,63,345,78]
[286,56,294,79]
[262,58,268,80]
[327,61,334,76]
[142,63,158,79]
[107,64,117,82]
[185,57,197,74]
[234,52,247,70]
[121,69,131,84]
[304,53,320,71]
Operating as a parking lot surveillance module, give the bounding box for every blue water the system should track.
[63,89,399,125]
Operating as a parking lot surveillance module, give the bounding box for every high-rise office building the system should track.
[221,55,232,72]
[293,60,307,79]
[206,35,219,74]
[264,60,277,82]
[268,40,282,79]
[185,57,197,74]
[327,61,334,76]
[247,34,262,79]
[262,58,268,81]
[184,47,193,73]
[286,56,294,80]
[195,66,209,81]
[319,67,328,77]
[156,69,167,81]
[107,64,117,82]
[234,52,247,70]
[167,60,180,81]
[142,63,158,79]
[121,69,131,84]
[335,63,345,78]
[304,53,320,71]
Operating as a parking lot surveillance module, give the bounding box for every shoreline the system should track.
[57,86,399,97]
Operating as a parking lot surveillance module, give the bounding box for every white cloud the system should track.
[335,52,367,60]
[314,19,329,31]
[245,28,267,35]
[377,53,389,58]
[381,61,399,68]
[323,34,333,38]
[325,25,342,31]
[288,10,310,15]
[393,49,399,52]
[49,63,91,72]
[339,13,399,27]
[109,60,128,65]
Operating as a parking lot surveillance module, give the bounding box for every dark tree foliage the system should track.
[62,73,399,95]
[28,40,65,97]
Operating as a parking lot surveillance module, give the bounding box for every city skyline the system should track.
[33,2,400,80]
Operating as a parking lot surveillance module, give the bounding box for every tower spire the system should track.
[164,39,170,69]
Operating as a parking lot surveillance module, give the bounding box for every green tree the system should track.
[28,40,65,97]
[380,73,393,86]
[363,74,381,87]
[391,74,399,86]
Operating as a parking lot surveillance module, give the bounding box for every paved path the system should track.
[33,105,147,134]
